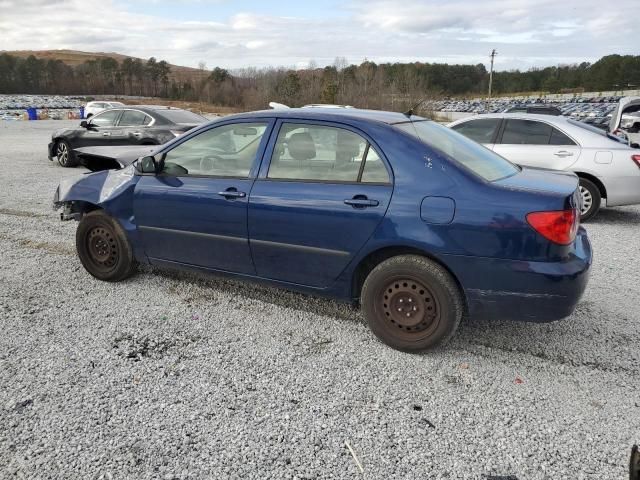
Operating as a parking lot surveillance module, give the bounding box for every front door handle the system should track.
[344,196,379,208]
[554,150,574,157]
[102,132,111,137]
[217,188,246,199]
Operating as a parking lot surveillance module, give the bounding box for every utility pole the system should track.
[488,49,497,101]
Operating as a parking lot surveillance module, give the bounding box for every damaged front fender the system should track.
[54,165,138,212]
[53,165,148,262]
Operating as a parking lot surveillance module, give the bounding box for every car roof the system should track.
[118,105,183,112]
[223,107,424,125]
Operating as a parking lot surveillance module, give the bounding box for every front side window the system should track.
[500,119,552,145]
[267,123,388,183]
[90,110,120,127]
[396,120,519,182]
[118,110,150,127]
[451,118,501,144]
[161,122,268,177]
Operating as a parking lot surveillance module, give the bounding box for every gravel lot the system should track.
[1,120,638,479]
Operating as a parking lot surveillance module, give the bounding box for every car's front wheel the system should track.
[578,178,601,222]
[76,210,137,282]
[55,139,78,168]
[361,255,463,352]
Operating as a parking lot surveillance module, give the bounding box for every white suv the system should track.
[84,101,125,118]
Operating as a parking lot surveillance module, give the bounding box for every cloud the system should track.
[0,0,637,71]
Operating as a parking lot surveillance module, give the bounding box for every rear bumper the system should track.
[444,228,592,322]
[603,174,640,207]
[47,142,55,161]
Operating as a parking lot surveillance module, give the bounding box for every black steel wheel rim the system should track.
[378,276,440,340]
[86,225,118,272]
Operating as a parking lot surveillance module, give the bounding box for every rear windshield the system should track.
[567,119,628,144]
[395,120,520,181]
[158,109,207,125]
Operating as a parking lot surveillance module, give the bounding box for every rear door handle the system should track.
[102,132,111,137]
[554,150,574,157]
[217,188,246,199]
[132,131,142,137]
[344,197,379,208]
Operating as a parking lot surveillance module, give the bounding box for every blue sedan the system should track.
[54,108,592,351]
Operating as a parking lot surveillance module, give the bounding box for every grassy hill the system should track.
[2,49,205,83]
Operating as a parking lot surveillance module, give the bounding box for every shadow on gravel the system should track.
[145,265,361,325]
[586,207,640,225]
[452,300,638,374]
[138,266,638,374]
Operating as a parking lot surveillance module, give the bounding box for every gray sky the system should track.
[0,0,635,71]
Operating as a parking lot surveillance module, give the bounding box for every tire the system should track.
[361,255,463,352]
[578,178,601,222]
[55,139,78,168]
[76,210,137,282]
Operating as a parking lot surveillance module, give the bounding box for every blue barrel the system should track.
[26,108,37,120]
[79,106,85,119]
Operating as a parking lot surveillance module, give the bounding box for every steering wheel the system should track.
[199,154,225,173]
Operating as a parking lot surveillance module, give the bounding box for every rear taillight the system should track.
[632,155,640,169]
[526,210,578,245]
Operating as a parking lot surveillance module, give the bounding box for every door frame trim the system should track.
[250,238,350,257]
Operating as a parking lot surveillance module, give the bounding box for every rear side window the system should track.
[549,128,576,145]
[396,120,519,182]
[451,118,500,144]
[501,119,552,145]
[267,123,389,183]
[90,110,120,127]
[118,110,150,126]
[158,109,206,125]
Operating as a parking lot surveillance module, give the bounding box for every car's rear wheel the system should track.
[361,255,463,352]
[56,139,78,168]
[578,178,601,222]
[76,210,137,282]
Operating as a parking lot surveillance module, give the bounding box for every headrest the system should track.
[336,132,362,160]
[287,132,316,160]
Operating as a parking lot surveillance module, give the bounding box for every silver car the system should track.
[448,113,640,220]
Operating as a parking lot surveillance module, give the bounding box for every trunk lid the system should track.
[495,166,578,198]
[609,96,640,132]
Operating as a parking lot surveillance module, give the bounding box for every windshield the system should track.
[395,120,519,181]
[159,109,207,125]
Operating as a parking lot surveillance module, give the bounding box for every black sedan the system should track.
[48,106,207,167]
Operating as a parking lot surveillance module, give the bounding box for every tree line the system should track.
[0,53,639,111]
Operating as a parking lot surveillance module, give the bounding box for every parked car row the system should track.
[0,94,85,110]
[432,96,623,130]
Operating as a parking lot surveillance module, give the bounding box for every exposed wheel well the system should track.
[351,246,467,312]
[574,172,606,199]
[61,201,102,220]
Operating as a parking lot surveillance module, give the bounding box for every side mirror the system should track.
[80,120,88,128]
[136,156,159,174]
